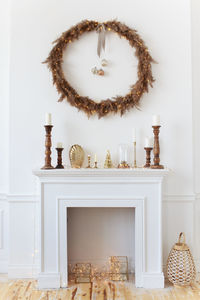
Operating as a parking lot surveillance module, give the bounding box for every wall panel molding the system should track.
[0,192,199,277]
[2,193,198,203]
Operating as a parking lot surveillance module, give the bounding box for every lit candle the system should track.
[57,142,63,148]
[132,128,136,142]
[94,154,97,162]
[152,115,160,126]
[145,137,152,148]
[45,113,52,125]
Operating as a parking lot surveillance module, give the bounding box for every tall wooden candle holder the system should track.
[55,148,64,169]
[151,126,164,169]
[144,147,153,168]
[41,125,54,169]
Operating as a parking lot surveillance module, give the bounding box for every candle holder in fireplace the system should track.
[109,256,128,281]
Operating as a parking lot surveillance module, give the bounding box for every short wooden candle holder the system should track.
[41,125,54,170]
[151,125,164,169]
[144,147,153,168]
[55,148,64,169]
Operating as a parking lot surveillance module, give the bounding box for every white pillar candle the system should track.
[132,128,136,142]
[145,137,152,148]
[94,154,97,162]
[57,142,63,148]
[152,115,160,126]
[45,113,52,125]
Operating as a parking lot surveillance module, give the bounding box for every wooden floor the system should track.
[1,279,200,300]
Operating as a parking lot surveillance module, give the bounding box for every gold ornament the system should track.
[91,66,98,74]
[118,161,130,169]
[101,58,108,67]
[104,150,113,168]
[69,144,84,168]
[98,69,105,76]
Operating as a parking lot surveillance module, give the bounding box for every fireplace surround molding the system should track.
[33,168,169,289]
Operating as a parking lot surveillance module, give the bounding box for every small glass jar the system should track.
[118,144,130,168]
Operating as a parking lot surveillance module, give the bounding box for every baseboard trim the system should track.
[38,273,60,289]
[0,261,8,273]
[142,272,164,288]
[8,264,39,278]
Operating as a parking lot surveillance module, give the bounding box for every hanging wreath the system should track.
[44,20,155,118]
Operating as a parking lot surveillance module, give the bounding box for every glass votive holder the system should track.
[74,263,91,283]
[109,256,128,281]
[118,144,130,168]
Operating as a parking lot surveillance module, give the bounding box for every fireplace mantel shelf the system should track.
[33,168,170,178]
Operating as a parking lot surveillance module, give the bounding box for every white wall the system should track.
[0,0,10,193]
[0,0,10,272]
[0,0,199,277]
[191,0,200,270]
[9,0,193,195]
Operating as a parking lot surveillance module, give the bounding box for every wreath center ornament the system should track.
[44,20,155,118]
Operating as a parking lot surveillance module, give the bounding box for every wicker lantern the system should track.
[167,232,196,286]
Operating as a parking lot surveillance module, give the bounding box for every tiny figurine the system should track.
[86,155,91,168]
[104,150,113,168]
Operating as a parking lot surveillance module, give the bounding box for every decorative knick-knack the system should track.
[98,69,104,76]
[104,150,113,168]
[93,154,98,168]
[91,66,98,75]
[86,155,91,168]
[101,58,108,67]
[118,144,130,168]
[69,144,84,168]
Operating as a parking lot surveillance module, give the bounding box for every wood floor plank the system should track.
[1,279,200,300]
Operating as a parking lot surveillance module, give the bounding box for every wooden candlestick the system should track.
[144,147,153,168]
[41,125,54,169]
[151,126,164,169]
[55,148,64,169]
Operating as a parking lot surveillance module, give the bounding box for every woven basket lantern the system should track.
[167,232,196,286]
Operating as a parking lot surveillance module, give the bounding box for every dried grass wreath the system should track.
[44,20,155,118]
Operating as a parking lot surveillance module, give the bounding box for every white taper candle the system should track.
[45,113,52,125]
[152,115,160,126]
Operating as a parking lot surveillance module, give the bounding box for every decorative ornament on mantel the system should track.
[44,20,155,118]
[69,144,84,168]
[104,150,113,168]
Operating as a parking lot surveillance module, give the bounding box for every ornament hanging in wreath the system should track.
[44,20,155,118]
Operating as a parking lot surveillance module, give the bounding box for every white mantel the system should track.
[34,168,169,289]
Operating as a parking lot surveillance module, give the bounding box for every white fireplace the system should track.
[34,168,169,289]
